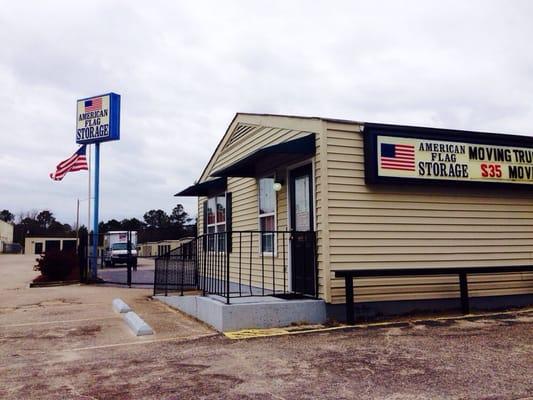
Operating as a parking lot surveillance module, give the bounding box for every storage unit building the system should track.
[25,236,78,255]
[0,220,14,253]
[176,113,533,318]
[139,238,194,257]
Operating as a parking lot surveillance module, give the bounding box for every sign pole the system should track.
[76,198,80,239]
[87,144,91,277]
[91,142,100,280]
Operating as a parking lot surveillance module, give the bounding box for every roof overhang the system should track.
[211,133,316,178]
[174,177,227,197]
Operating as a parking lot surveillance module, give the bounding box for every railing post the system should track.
[218,234,222,295]
[313,231,318,299]
[204,234,208,295]
[459,272,469,314]
[153,258,158,296]
[238,232,242,297]
[249,232,253,296]
[283,231,289,294]
[164,256,169,297]
[345,274,355,325]
[226,232,230,304]
[127,231,132,288]
[261,237,265,296]
[272,232,276,295]
[180,248,185,296]
[194,240,198,289]
[283,231,287,294]
[303,232,307,295]
[202,237,207,296]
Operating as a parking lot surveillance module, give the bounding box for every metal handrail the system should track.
[154,230,317,304]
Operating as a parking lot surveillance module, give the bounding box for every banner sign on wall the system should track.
[364,123,533,188]
[76,93,120,144]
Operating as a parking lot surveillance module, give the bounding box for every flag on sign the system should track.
[49,145,88,181]
[84,97,102,112]
[380,143,415,171]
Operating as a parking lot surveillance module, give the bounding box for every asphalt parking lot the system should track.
[0,254,532,399]
[97,257,155,287]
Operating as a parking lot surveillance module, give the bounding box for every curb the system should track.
[29,280,80,288]
[224,307,533,340]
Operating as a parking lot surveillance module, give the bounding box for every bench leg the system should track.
[345,275,355,325]
[459,272,469,314]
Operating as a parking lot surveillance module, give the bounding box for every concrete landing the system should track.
[155,294,326,332]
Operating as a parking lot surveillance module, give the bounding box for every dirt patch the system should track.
[412,319,455,328]
[2,313,533,399]
[1,324,102,341]
[68,325,102,337]
[3,298,83,311]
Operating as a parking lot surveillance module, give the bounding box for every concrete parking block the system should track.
[123,311,154,336]
[112,298,132,313]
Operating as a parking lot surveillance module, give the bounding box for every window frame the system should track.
[257,174,277,256]
[206,193,227,253]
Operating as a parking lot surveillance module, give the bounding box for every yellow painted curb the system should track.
[223,307,532,340]
[225,328,290,339]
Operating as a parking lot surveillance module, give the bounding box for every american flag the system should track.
[380,143,415,171]
[84,97,102,112]
[49,145,88,181]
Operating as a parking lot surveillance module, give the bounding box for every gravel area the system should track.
[0,254,531,399]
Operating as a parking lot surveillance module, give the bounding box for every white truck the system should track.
[103,231,138,268]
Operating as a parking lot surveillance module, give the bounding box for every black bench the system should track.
[335,266,533,324]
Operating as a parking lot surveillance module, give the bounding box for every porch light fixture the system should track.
[273,181,283,192]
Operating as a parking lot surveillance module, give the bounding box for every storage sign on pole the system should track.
[76,92,121,280]
[76,93,120,144]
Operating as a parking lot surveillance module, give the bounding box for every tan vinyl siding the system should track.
[198,114,327,298]
[198,196,205,235]
[212,127,310,173]
[325,120,533,304]
[225,177,289,290]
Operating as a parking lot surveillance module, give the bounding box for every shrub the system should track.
[36,250,78,281]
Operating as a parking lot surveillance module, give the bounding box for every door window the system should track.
[294,174,311,231]
[258,176,276,253]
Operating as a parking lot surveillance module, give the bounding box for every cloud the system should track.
[1,0,533,224]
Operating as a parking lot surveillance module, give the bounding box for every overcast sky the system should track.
[1,1,532,226]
